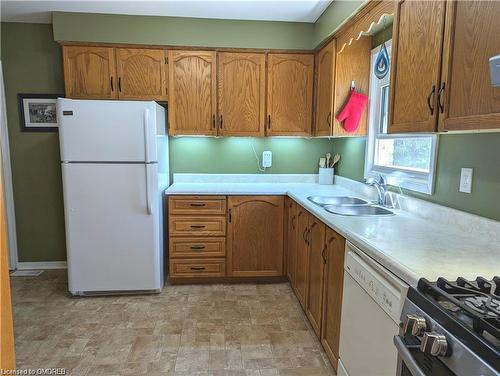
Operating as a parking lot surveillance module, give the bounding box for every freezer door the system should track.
[58,98,163,162]
[62,163,162,293]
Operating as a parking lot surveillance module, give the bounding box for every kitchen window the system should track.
[365,40,438,194]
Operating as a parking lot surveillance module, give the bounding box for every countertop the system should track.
[165,177,500,286]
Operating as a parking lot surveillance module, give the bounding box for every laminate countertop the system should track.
[165,176,500,286]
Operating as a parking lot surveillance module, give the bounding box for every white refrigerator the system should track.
[57,98,169,295]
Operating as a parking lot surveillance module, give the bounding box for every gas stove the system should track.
[395,277,500,376]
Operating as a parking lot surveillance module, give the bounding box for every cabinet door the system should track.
[218,53,266,136]
[388,0,446,133]
[294,206,309,310]
[115,48,167,101]
[333,35,371,137]
[305,217,326,337]
[1,169,15,369]
[321,228,346,371]
[63,46,116,99]
[286,200,298,285]
[227,196,284,277]
[439,1,500,131]
[267,54,314,136]
[315,40,336,136]
[168,51,217,136]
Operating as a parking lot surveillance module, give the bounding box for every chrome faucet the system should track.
[365,175,387,206]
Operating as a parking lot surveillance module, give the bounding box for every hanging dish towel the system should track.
[336,90,368,133]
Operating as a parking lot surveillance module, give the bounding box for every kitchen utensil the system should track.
[319,157,326,168]
[331,154,341,167]
[326,153,331,168]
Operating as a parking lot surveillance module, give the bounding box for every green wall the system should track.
[313,0,366,46]
[169,137,334,175]
[52,3,370,50]
[52,12,314,50]
[332,135,500,221]
[1,22,66,262]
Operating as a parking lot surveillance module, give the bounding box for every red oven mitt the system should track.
[336,90,368,133]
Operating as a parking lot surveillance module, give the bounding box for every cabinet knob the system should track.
[420,332,448,357]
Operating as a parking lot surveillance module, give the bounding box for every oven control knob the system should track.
[421,332,448,357]
[403,315,427,336]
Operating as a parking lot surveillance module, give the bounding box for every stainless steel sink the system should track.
[324,205,394,216]
[308,195,369,206]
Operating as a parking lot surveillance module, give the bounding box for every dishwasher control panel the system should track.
[345,250,403,322]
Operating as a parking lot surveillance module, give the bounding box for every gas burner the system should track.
[464,296,500,317]
[418,276,500,342]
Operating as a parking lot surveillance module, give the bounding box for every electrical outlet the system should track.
[262,151,272,168]
[459,168,473,193]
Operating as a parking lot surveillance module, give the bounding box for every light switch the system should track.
[459,168,473,193]
[262,151,272,168]
[489,55,500,87]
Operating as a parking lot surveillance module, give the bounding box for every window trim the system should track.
[364,40,439,195]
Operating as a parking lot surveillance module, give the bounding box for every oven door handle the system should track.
[394,336,427,376]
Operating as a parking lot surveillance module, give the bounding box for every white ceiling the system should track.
[0,0,332,24]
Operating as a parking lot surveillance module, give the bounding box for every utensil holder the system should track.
[319,168,334,185]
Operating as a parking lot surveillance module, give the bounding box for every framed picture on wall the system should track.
[17,94,62,132]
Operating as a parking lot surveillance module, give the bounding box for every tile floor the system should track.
[11,270,335,376]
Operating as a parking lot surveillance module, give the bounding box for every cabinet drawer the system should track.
[170,258,226,278]
[169,196,226,215]
[170,237,226,258]
[169,216,226,236]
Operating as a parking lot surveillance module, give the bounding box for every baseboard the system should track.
[16,261,67,270]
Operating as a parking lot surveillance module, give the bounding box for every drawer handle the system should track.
[190,225,206,229]
[190,245,206,250]
[190,266,206,271]
[190,203,206,207]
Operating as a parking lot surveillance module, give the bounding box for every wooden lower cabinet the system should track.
[320,227,346,371]
[305,216,326,337]
[286,200,347,371]
[169,216,226,237]
[169,237,226,258]
[227,196,284,277]
[286,200,298,285]
[170,258,226,278]
[168,195,227,280]
[294,206,310,309]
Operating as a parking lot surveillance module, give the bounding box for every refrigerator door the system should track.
[62,162,162,294]
[58,98,163,163]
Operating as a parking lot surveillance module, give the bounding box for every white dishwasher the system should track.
[337,242,409,376]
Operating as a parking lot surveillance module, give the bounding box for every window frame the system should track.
[364,40,439,195]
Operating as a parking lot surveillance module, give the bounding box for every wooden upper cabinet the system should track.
[306,216,326,337]
[388,0,446,133]
[63,46,116,99]
[115,48,167,101]
[267,53,314,136]
[333,35,371,137]
[315,40,336,137]
[218,53,266,136]
[226,196,284,277]
[321,228,346,371]
[168,51,217,136]
[439,1,500,131]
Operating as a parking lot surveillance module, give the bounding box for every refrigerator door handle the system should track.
[143,109,151,163]
[145,164,153,215]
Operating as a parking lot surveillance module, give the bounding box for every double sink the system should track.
[307,195,394,216]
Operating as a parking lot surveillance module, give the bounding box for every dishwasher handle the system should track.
[394,335,427,376]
